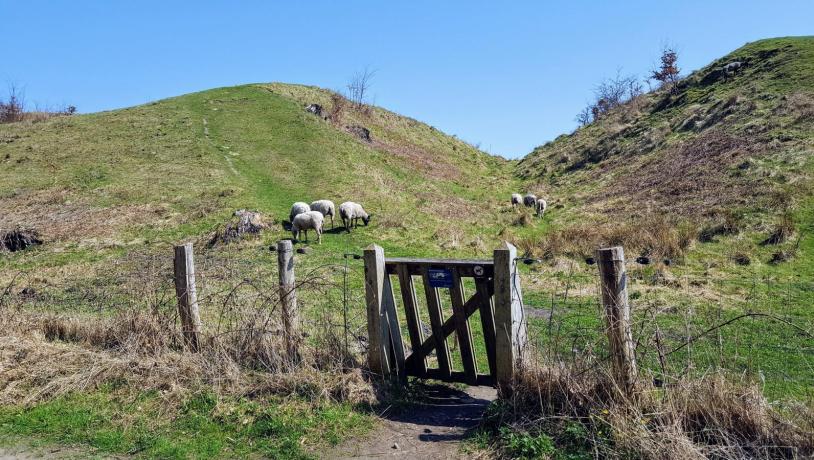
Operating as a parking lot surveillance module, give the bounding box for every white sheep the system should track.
[535,198,547,217]
[289,202,310,223]
[310,200,336,228]
[339,201,371,232]
[523,193,537,207]
[511,193,522,208]
[291,211,324,244]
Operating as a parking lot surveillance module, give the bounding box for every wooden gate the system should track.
[364,243,527,391]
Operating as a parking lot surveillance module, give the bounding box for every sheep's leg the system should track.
[317,229,322,244]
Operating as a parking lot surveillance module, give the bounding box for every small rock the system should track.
[347,125,371,142]
[296,247,312,255]
[423,428,432,434]
[305,104,323,116]
[268,245,277,252]
[1,228,42,252]
[392,443,399,450]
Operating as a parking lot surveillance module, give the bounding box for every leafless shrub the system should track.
[0,83,25,123]
[0,83,76,124]
[576,72,645,126]
[346,67,376,113]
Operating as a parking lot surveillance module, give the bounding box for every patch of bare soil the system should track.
[0,189,170,244]
[371,140,462,181]
[328,384,495,459]
[0,442,120,459]
[604,130,769,215]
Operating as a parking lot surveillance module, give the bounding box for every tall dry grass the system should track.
[488,362,814,459]
[518,214,698,261]
[0,247,375,408]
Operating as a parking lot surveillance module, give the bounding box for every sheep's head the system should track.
[362,214,372,226]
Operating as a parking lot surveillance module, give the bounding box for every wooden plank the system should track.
[596,246,637,395]
[494,242,527,395]
[277,240,300,362]
[397,265,426,375]
[475,278,497,378]
[421,266,452,379]
[383,273,406,380]
[364,244,393,379]
[385,259,494,277]
[419,369,494,387]
[173,243,201,352]
[405,282,494,372]
[449,270,478,384]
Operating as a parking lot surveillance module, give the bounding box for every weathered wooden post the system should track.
[363,244,405,381]
[173,242,202,352]
[277,240,300,361]
[595,246,637,394]
[494,242,528,394]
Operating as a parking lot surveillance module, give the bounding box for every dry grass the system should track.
[0,309,375,408]
[521,214,697,260]
[491,362,814,459]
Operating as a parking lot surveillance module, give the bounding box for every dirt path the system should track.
[0,442,116,459]
[328,384,496,459]
[202,117,240,176]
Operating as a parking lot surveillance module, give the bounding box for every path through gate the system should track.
[364,243,527,391]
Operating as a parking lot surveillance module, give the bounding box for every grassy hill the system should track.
[0,37,813,459]
[516,36,814,263]
[0,83,517,284]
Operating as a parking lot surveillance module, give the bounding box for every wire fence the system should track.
[521,259,814,400]
[1,243,812,400]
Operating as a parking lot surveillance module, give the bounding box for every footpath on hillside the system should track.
[329,384,496,459]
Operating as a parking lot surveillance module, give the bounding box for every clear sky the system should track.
[2,1,812,158]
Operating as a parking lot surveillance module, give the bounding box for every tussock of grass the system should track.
[518,214,697,260]
[482,363,814,459]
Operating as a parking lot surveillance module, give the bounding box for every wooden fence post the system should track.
[173,242,201,352]
[494,242,528,394]
[363,244,405,381]
[277,240,300,361]
[596,246,637,394]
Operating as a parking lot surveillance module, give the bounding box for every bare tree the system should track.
[651,46,681,94]
[575,71,643,126]
[346,68,376,109]
[0,83,25,123]
[575,106,593,126]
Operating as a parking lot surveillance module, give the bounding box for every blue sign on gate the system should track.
[428,268,454,288]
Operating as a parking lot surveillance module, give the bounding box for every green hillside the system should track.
[517,37,814,261]
[0,83,516,282]
[1,37,813,459]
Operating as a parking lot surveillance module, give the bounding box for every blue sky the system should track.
[2,1,812,158]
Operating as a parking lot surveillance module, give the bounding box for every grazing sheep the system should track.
[291,211,324,244]
[523,193,537,207]
[535,198,547,217]
[511,193,522,207]
[289,202,310,223]
[339,201,372,233]
[310,200,336,228]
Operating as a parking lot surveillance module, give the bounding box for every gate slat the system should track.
[450,270,478,384]
[383,274,407,379]
[405,282,493,373]
[397,265,427,375]
[421,267,452,378]
[475,278,497,378]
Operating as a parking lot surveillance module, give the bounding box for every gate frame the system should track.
[364,242,527,393]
